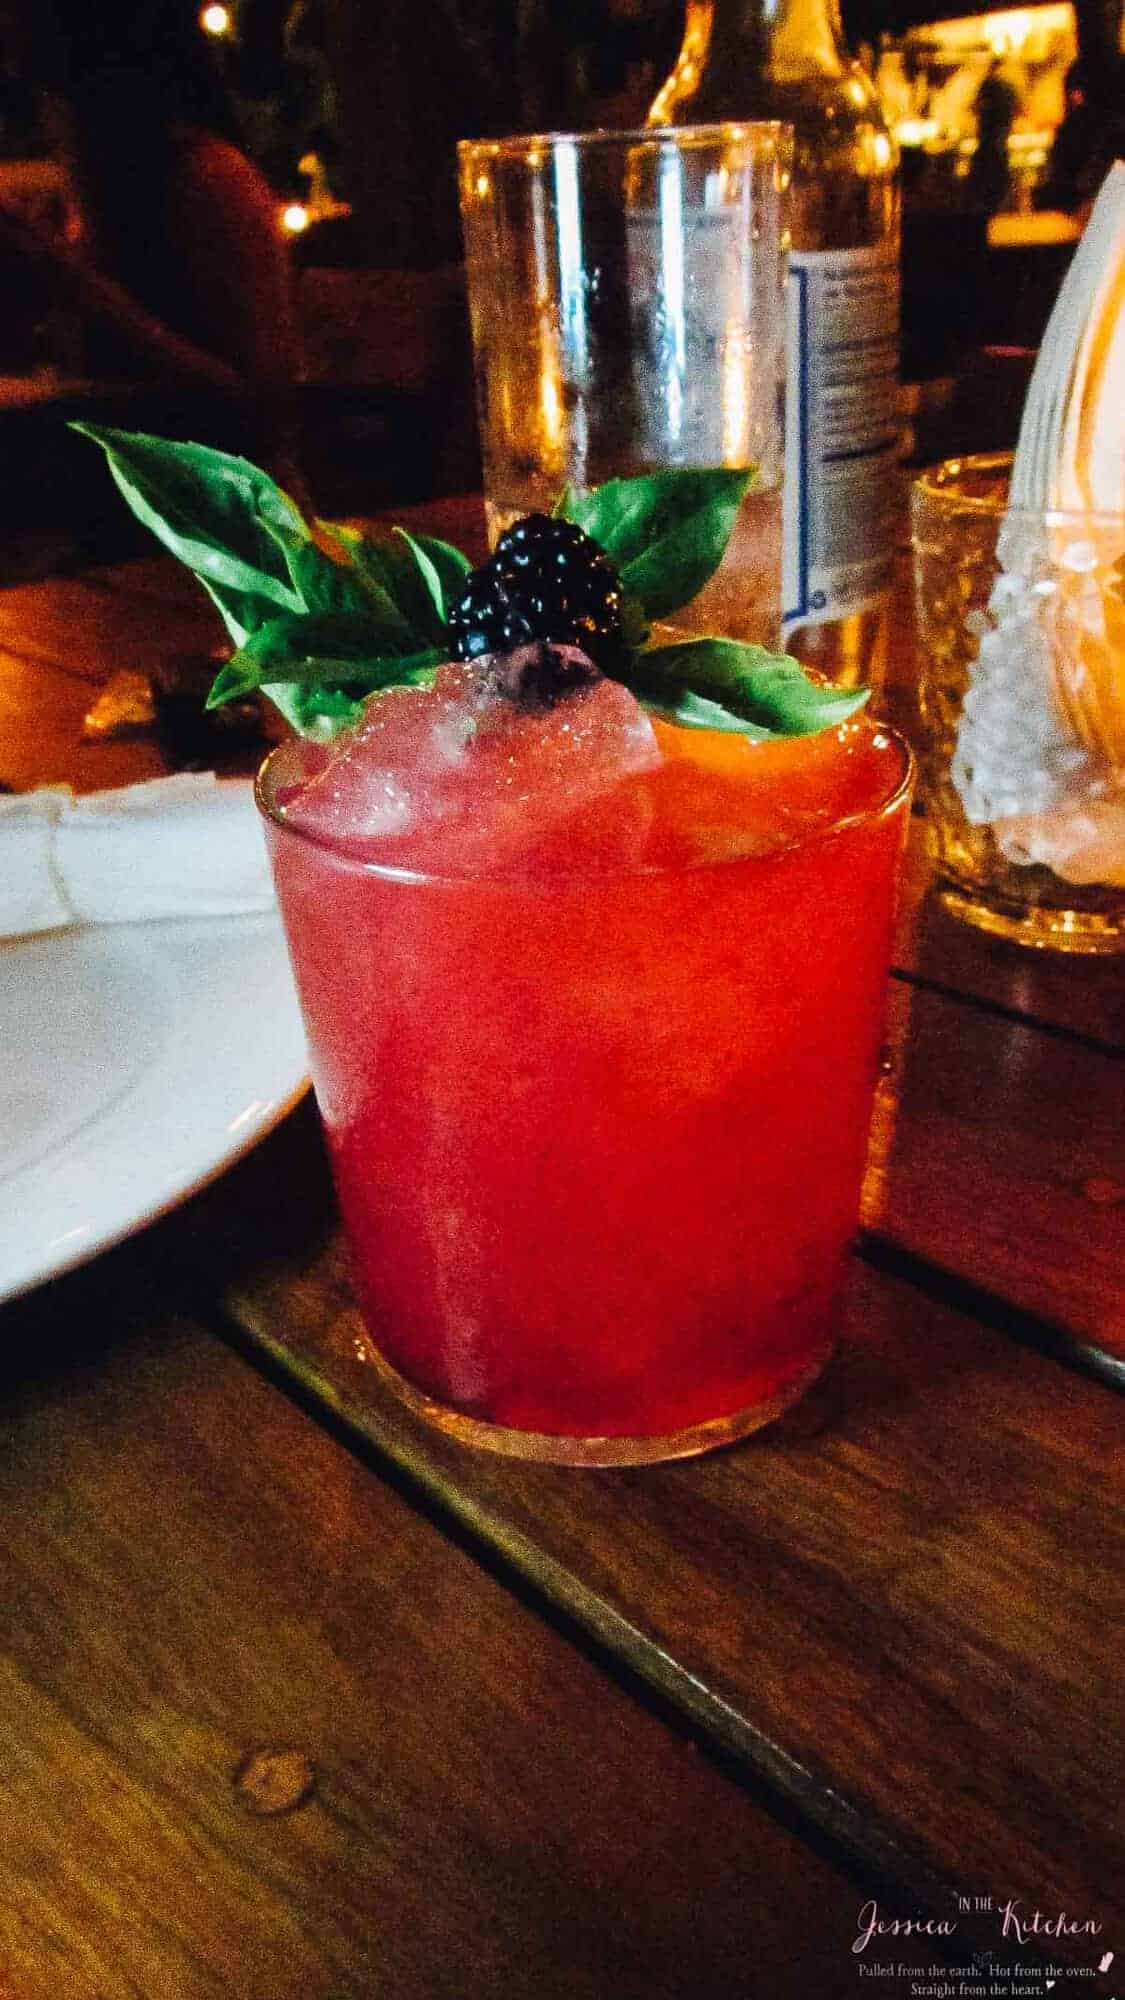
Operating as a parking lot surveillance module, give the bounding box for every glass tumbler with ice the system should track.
[258,644,912,1466]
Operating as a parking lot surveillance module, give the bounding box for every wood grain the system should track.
[163,1113,1122,1984]
[0,1263,873,2000]
[866,980,1125,1356]
[0,650,170,795]
[893,821,1125,1054]
[0,561,222,797]
[0,566,220,681]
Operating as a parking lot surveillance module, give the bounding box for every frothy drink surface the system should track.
[274,656,901,878]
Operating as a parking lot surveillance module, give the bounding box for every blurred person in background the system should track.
[1038,0,1124,215]
[967,59,1019,218]
[1,0,304,480]
[1039,51,1125,214]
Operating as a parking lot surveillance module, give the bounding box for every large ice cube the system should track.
[278,666,477,846]
[277,649,663,874]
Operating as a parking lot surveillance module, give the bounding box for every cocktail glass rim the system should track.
[457,123,793,165]
[254,717,915,889]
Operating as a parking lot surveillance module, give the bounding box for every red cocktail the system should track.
[259,664,911,1464]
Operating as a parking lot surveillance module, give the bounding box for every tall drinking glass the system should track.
[458,125,791,649]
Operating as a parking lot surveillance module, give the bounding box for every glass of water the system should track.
[457,125,791,650]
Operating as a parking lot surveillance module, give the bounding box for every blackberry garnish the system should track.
[476,640,599,711]
[448,513,626,674]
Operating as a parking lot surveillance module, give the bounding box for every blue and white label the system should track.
[782,243,900,631]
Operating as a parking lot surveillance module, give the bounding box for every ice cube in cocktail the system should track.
[275,647,662,875]
[259,645,911,1465]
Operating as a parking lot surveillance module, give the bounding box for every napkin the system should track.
[0,773,276,940]
[952,164,1125,887]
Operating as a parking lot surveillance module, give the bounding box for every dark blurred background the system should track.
[0,0,1120,572]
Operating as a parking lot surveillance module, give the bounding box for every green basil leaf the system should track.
[205,611,398,707]
[333,526,453,648]
[629,638,871,739]
[264,654,438,738]
[274,574,421,659]
[286,535,417,645]
[557,468,754,617]
[71,424,307,621]
[620,589,651,652]
[208,628,441,708]
[266,682,368,738]
[394,527,472,632]
[193,578,276,649]
[70,425,474,739]
[640,688,775,738]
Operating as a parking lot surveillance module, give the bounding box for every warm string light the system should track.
[281,203,310,234]
[200,3,231,35]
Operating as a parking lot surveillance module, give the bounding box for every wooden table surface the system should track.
[0,501,1121,2000]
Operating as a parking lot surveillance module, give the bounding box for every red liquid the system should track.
[264,712,910,1451]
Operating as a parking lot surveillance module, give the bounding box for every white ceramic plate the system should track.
[0,914,309,1304]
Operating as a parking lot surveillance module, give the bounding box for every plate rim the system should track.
[0,914,310,1305]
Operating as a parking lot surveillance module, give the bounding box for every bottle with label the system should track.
[650,0,901,686]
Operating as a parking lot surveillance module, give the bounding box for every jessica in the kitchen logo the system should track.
[853,1899,1105,1956]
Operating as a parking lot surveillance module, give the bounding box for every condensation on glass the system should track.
[457,125,791,650]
